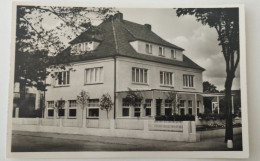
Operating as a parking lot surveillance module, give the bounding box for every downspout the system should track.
[112,19,119,119]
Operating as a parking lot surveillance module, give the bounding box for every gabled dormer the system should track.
[69,27,103,54]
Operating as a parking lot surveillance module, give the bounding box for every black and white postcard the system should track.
[6,2,248,159]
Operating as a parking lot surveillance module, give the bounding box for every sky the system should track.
[118,8,240,91]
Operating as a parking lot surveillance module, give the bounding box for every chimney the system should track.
[114,12,123,21]
[144,24,151,30]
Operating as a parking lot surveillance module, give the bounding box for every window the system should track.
[159,46,165,56]
[145,44,152,54]
[180,108,185,115]
[132,67,148,84]
[188,100,193,107]
[122,99,130,117]
[165,100,172,116]
[47,101,54,117]
[183,75,194,87]
[69,100,77,118]
[160,71,173,86]
[188,108,193,115]
[171,49,176,59]
[134,108,141,117]
[197,101,200,107]
[87,99,99,118]
[57,100,65,117]
[180,100,185,107]
[55,71,70,86]
[145,99,152,116]
[197,108,200,115]
[85,67,103,84]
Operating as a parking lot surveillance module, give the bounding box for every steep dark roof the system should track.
[56,15,204,71]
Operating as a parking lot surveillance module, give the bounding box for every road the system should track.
[11,131,242,152]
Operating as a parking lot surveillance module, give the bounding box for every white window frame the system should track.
[183,74,195,88]
[85,67,104,85]
[145,43,152,54]
[132,67,148,84]
[87,99,100,118]
[145,99,152,116]
[187,100,193,115]
[171,49,177,59]
[122,99,131,117]
[55,71,70,86]
[164,100,173,115]
[68,100,77,118]
[159,46,165,56]
[47,101,54,118]
[160,71,173,86]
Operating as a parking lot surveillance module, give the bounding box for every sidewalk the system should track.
[12,130,242,151]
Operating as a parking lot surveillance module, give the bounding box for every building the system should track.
[44,13,205,120]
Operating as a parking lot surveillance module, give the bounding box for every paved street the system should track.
[11,130,242,152]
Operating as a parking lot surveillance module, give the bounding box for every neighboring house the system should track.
[45,13,205,120]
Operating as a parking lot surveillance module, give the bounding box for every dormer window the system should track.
[159,46,165,56]
[71,41,100,54]
[171,49,176,59]
[145,44,152,54]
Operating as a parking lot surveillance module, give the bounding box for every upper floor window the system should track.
[145,44,152,54]
[85,67,103,84]
[171,49,176,59]
[132,67,148,84]
[55,71,70,86]
[183,75,194,88]
[160,71,173,86]
[159,46,165,56]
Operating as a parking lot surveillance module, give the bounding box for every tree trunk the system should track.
[19,81,26,117]
[225,72,234,142]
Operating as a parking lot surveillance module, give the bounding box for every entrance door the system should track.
[156,99,162,116]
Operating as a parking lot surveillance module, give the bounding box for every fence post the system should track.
[182,121,190,142]
[15,107,19,118]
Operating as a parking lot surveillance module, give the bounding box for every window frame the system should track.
[160,71,173,87]
[171,49,177,59]
[87,99,100,118]
[85,67,104,85]
[145,43,153,54]
[132,67,148,84]
[145,99,152,117]
[55,71,70,87]
[183,74,195,88]
[159,46,165,56]
[68,100,77,118]
[47,101,54,118]
[122,99,131,117]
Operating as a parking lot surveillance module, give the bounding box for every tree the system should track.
[166,90,182,115]
[15,6,116,116]
[77,90,90,127]
[100,93,113,119]
[203,81,219,93]
[124,88,143,118]
[53,98,65,118]
[176,8,239,146]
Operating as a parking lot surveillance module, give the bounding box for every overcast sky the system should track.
[118,8,240,91]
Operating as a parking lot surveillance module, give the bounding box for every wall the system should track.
[116,57,203,93]
[130,40,183,61]
[45,58,115,120]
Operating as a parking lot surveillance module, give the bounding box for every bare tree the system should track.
[76,90,90,127]
[100,93,113,119]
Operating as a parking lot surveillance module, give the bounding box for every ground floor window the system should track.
[145,99,152,116]
[197,108,200,115]
[188,108,192,115]
[180,108,185,115]
[58,109,65,117]
[122,108,130,116]
[47,101,54,117]
[69,100,77,118]
[48,109,54,117]
[165,108,172,116]
[87,99,99,118]
[134,108,141,117]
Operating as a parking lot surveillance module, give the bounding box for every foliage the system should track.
[124,88,143,108]
[100,93,113,119]
[155,114,195,121]
[203,81,219,93]
[176,8,240,142]
[76,90,90,110]
[197,113,237,121]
